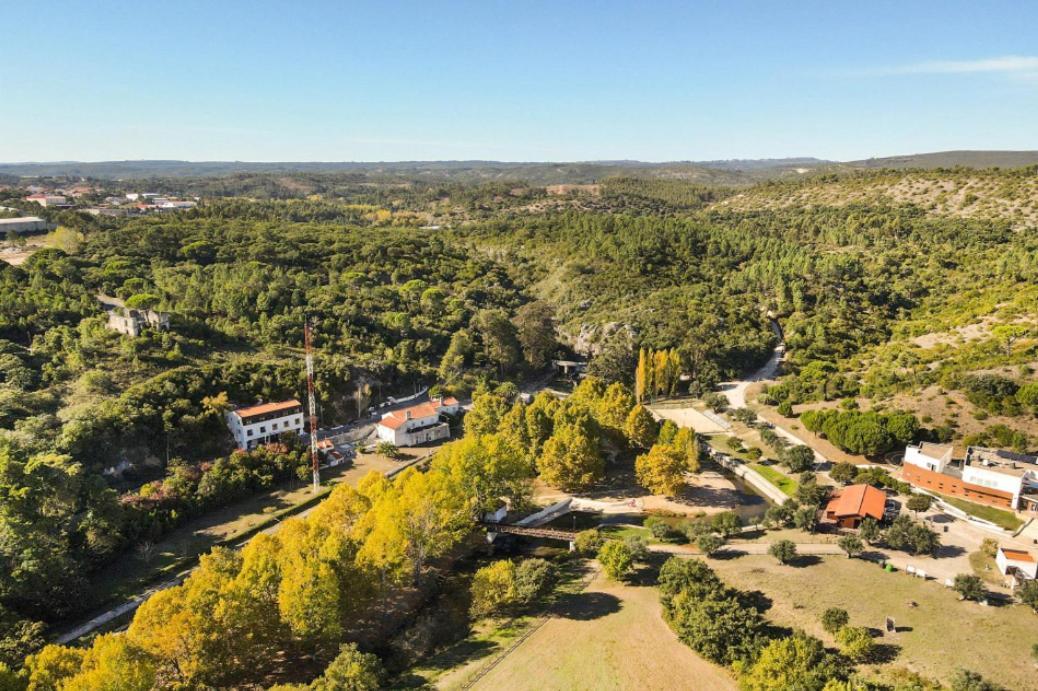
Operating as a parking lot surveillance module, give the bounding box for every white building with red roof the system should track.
[225,399,305,450]
[996,546,1038,582]
[376,396,459,447]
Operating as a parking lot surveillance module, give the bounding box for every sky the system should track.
[2,0,1037,162]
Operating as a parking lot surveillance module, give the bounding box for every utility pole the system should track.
[305,318,320,493]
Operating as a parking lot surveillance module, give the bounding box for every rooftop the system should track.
[1000,548,1035,564]
[825,483,886,520]
[915,442,953,461]
[379,397,458,430]
[233,399,303,420]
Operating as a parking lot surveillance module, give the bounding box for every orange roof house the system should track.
[824,484,886,528]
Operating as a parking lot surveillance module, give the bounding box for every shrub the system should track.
[310,643,383,691]
[711,511,742,538]
[906,494,932,513]
[1017,579,1038,612]
[697,534,725,556]
[782,445,815,473]
[837,535,863,558]
[836,626,875,663]
[704,393,728,413]
[769,540,797,565]
[598,540,635,581]
[573,529,604,555]
[821,607,849,634]
[829,462,857,485]
[777,400,794,417]
[950,668,1004,691]
[953,574,986,602]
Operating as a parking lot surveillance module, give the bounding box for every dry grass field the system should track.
[467,568,735,691]
[710,554,1038,690]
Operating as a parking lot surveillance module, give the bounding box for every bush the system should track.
[704,393,728,413]
[769,540,797,565]
[598,540,635,581]
[310,643,383,691]
[573,529,604,555]
[950,668,1005,691]
[711,511,742,538]
[906,494,932,513]
[697,534,725,556]
[953,574,986,602]
[1017,579,1038,612]
[745,446,762,461]
[829,462,857,485]
[777,401,794,417]
[821,607,849,634]
[837,535,863,558]
[835,626,875,663]
[781,445,815,473]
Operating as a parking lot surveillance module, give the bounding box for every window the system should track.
[272,423,278,430]
[260,426,266,434]
[247,429,253,437]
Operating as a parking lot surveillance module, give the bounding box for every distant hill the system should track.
[693,157,831,171]
[848,150,1038,170]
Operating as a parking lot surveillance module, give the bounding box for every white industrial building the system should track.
[0,217,51,234]
[225,399,305,450]
[376,397,460,447]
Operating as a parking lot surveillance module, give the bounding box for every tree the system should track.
[513,301,557,370]
[1017,579,1038,612]
[310,643,384,691]
[711,511,742,538]
[697,534,725,556]
[587,331,635,385]
[738,630,848,691]
[829,462,857,485]
[469,560,517,619]
[835,626,875,663]
[437,433,532,516]
[598,540,635,581]
[24,644,84,691]
[821,607,849,634]
[438,331,472,386]
[953,574,986,602]
[858,517,881,545]
[837,535,863,559]
[635,348,649,403]
[595,382,636,433]
[672,427,702,473]
[374,441,400,459]
[624,404,658,449]
[782,445,815,473]
[474,309,521,376]
[59,633,156,691]
[464,386,514,438]
[537,415,604,490]
[1017,382,1038,414]
[573,529,603,555]
[793,505,820,533]
[635,444,687,496]
[769,540,797,565]
[777,400,794,417]
[906,494,932,514]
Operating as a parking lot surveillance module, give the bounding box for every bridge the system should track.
[480,522,578,543]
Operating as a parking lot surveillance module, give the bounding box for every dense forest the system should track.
[0,165,1036,686]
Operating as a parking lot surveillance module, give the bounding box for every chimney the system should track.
[405,410,412,420]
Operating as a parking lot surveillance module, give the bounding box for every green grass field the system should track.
[750,463,798,496]
[935,493,1023,531]
[711,554,1037,689]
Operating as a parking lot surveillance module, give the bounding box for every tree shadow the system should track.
[933,544,966,559]
[789,554,822,568]
[412,638,500,672]
[552,591,622,621]
[740,589,773,613]
[710,548,747,560]
[868,642,902,664]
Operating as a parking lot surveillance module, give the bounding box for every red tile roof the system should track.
[1001,548,1036,563]
[378,398,458,430]
[825,484,886,520]
[234,399,303,420]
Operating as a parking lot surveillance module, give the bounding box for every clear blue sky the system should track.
[2,1,1036,162]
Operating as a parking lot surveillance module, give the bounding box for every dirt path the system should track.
[469,570,735,691]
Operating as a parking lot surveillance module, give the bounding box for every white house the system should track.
[996,547,1038,581]
[903,443,1038,511]
[106,307,170,337]
[226,399,305,450]
[376,397,460,447]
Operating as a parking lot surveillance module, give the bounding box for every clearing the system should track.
[710,553,1038,690]
[463,567,734,691]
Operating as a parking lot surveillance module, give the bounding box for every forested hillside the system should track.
[0,165,1036,685]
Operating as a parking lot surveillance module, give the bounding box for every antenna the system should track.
[304,317,320,493]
